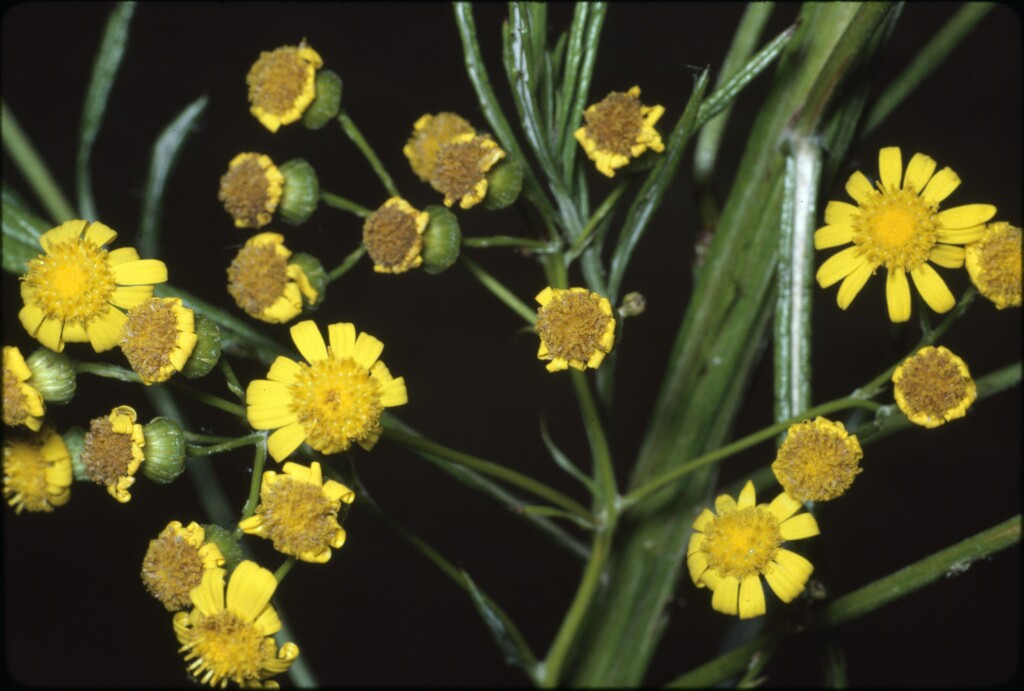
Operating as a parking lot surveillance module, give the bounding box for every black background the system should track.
[3,2,1021,687]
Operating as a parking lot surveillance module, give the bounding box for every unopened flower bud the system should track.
[291,252,328,311]
[180,314,221,379]
[421,205,461,274]
[25,347,76,404]
[62,426,89,482]
[483,158,523,210]
[142,417,186,485]
[303,69,343,130]
[279,158,319,226]
[202,524,245,573]
[619,292,647,317]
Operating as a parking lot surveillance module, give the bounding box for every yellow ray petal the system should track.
[903,153,936,192]
[352,332,384,369]
[910,264,955,313]
[328,322,356,359]
[738,574,766,619]
[82,221,117,247]
[266,356,302,383]
[40,220,88,251]
[817,246,867,288]
[779,512,820,541]
[106,247,140,266]
[886,269,911,322]
[111,259,168,285]
[814,223,855,249]
[711,576,740,616]
[87,309,128,352]
[823,200,860,226]
[267,423,307,462]
[934,204,997,230]
[290,320,328,364]
[226,561,277,622]
[928,244,965,269]
[844,170,876,206]
[836,261,874,310]
[921,166,960,205]
[878,147,902,191]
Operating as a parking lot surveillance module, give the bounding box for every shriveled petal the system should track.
[910,264,956,313]
[328,322,356,359]
[903,153,936,192]
[928,244,965,269]
[266,356,302,384]
[779,512,820,541]
[352,332,384,369]
[814,224,855,249]
[737,480,757,509]
[738,574,767,619]
[934,204,997,230]
[711,576,740,616]
[837,261,874,310]
[824,200,861,226]
[267,423,307,462]
[82,221,118,247]
[226,561,277,623]
[878,147,902,190]
[111,260,167,285]
[290,320,327,364]
[921,167,960,204]
[87,309,128,352]
[845,170,876,206]
[191,567,227,616]
[886,269,912,322]
[816,246,867,288]
[768,490,804,523]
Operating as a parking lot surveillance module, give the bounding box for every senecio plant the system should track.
[2,2,1021,687]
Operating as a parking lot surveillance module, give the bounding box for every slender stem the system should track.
[570,370,617,510]
[327,245,366,283]
[1,100,77,222]
[219,356,245,403]
[274,557,297,584]
[74,362,245,415]
[183,432,236,444]
[568,178,629,258]
[462,235,559,251]
[237,434,268,530]
[320,189,372,217]
[186,433,264,457]
[460,254,537,325]
[336,110,399,198]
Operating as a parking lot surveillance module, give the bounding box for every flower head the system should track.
[3,422,72,513]
[219,153,286,229]
[238,461,355,563]
[772,417,863,502]
[687,480,819,619]
[363,197,430,274]
[142,521,226,612]
[246,320,408,462]
[80,405,145,502]
[815,147,997,322]
[247,42,323,133]
[19,220,168,352]
[404,112,476,182]
[892,346,976,428]
[3,345,46,431]
[575,86,665,178]
[535,287,616,372]
[965,221,1021,309]
[173,560,299,687]
[430,132,506,209]
[119,298,198,385]
[227,232,318,324]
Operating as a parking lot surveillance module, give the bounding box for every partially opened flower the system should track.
[3,346,45,431]
[80,405,145,502]
[227,232,318,324]
[892,346,976,428]
[430,132,506,209]
[238,461,355,563]
[363,197,430,274]
[246,320,408,462]
[575,86,665,177]
[3,422,73,513]
[173,561,299,687]
[772,417,863,502]
[142,521,226,612]
[119,298,198,385]
[687,481,819,619]
[815,147,996,322]
[247,42,323,133]
[965,221,1021,309]
[403,112,476,182]
[535,287,616,372]
[19,220,168,352]
[218,153,286,229]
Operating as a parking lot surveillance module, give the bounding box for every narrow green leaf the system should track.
[2,186,49,274]
[462,569,541,677]
[1,101,76,223]
[554,2,589,145]
[559,3,606,187]
[539,416,598,495]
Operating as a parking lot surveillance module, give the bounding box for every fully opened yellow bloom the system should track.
[19,220,168,352]
[3,423,72,513]
[246,320,408,462]
[238,461,355,563]
[535,287,616,372]
[363,197,430,273]
[966,221,1022,309]
[772,417,863,502]
[430,132,506,209]
[3,346,46,431]
[403,112,476,182]
[142,521,226,612]
[892,346,976,428]
[247,42,323,133]
[173,561,299,687]
[227,232,318,324]
[815,147,996,322]
[575,86,665,177]
[119,298,198,385]
[687,480,819,619]
[218,153,286,229]
[80,405,145,502]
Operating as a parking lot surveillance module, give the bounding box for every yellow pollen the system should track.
[219,157,279,228]
[854,189,937,271]
[536,292,612,362]
[289,358,383,453]
[23,240,115,322]
[248,47,312,118]
[185,611,268,686]
[893,347,976,426]
[3,366,30,427]
[700,506,782,580]
[81,416,134,486]
[120,300,181,383]
[141,531,206,611]
[257,478,340,556]
[968,222,1022,309]
[772,419,862,502]
[583,91,643,156]
[363,206,422,271]
[227,244,289,316]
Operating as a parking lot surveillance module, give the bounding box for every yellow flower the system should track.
[119,298,198,385]
[142,521,226,612]
[892,346,976,428]
[815,147,997,322]
[965,221,1022,309]
[246,320,408,462]
[173,561,299,687]
[574,86,665,178]
[247,42,323,133]
[218,153,286,229]
[363,197,430,274]
[403,112,476,182]
[3,422,72,513]
[687,480,819,619]
[227,232,318,324]
[430,132,506,209]
[771,417,863,502]
[238,461,355,563]
[80,405,146,502]
[19,220,168,353]
[3,345,46,431]
[535,287,616,372]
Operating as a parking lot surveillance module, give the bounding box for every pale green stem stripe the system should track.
[320,189,372,217]
[327,245,366,283]
[462,235,559,251]
[336,110,399,198]
[460,254,537,325]
[1,101,77,222]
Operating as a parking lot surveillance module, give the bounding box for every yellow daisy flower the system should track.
[403,112,476,182]
[771,417,863,502]
[814,147,997,322]
[218,153,286,229]
[430,132,506,209]
[3,422,73,513]
[142,521,226,612]
[247,42,324,133]
[574,86,665,178]
[687,480,819,619]
[535,287,616,372]
[246,320,408,462]
[965,221,1022,309]
[3,345,46,431]
[892,346,976,428]
[238,461,355,563]
[227,232,318,324]
[173,560,299,687]
[119,297,198,385]
[80,405,146,502]
[363,197,430,274]
[18,220,168,353]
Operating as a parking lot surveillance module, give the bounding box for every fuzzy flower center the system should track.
[184,610,270,686]
[219,156,280,228]
[405,112,476,182]
[81,416,134,486]
[895,349,974,421]
[3,437,49,513]
[23,239,115,322]
[142,530,205,612]
[3,365,30,426]
[227,243,289,316]
[583,91,643,156]
[972,223,1021,304]
[258,477,339,557]
[431,136,502,204]
[247,47,313,118]
[699,506,782,580]
[363,206,422,270]
[536,292,612,363]
[772,420,863,502]
[120,300,181,383]
[853,187,938,272]
[289,358,383,453]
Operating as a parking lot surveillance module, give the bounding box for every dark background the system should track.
[2,2,1020,687]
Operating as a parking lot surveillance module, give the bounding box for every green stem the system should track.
[237,435,268,530]
[570,369,617,511]
[462,235,559,251]
[336,110,399,198]
[73,362,244,416]
[1,100,77,222]
[460,254,537,325]
[319,189,372,217]
[185,433,264,457]
[219,356,245,403]
[183,432,235,444]
[327,245,366,283]
[274,557,296,584]
[568,178,629,259]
